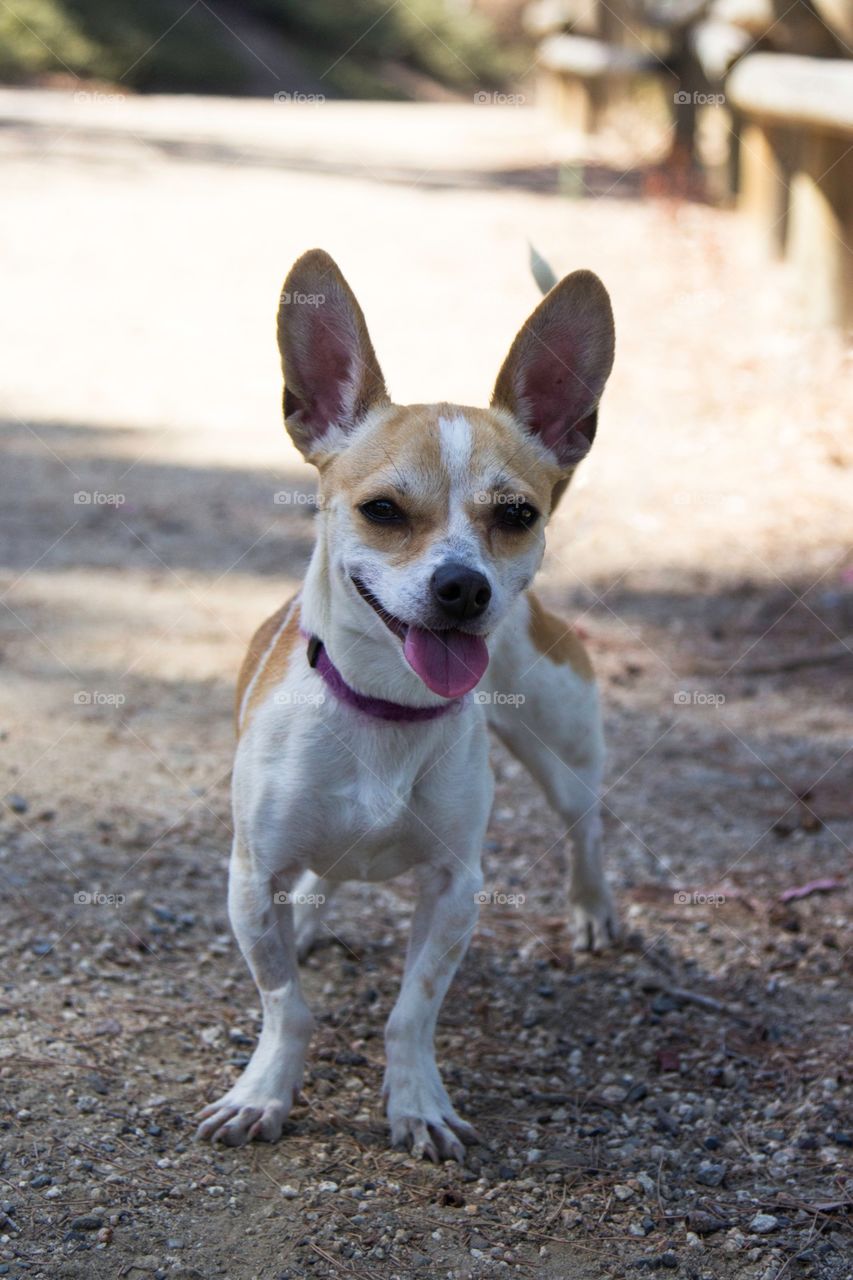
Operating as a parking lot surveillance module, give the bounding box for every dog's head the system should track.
[278,249,614,699]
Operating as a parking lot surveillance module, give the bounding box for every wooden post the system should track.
[727,53,853,329]
[788,132,853,328]
[738,121,788,256]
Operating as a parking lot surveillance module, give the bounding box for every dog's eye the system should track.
[359,498,405,524]
[497,501,539,530]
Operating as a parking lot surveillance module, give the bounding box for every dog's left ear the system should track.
[277,249,389,461]
[491,270,614,469]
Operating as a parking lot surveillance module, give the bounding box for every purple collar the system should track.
[305,635,464,724]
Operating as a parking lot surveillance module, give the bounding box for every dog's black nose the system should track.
[431,563,492,622]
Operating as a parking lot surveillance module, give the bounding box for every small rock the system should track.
[750,1213,779,1234]
[601,1084,628,1105]
[687,1210,729,1235]
[280,1185,299,1198]
[334,1049,367,1066]
[76,1095,98,1114]
[614,1184,635,1201]
[71,1215,104,1231]
[317,1181,338,1192]
[696,1160,726,1187]
[7,794,28,814]
[30,1174,52,1189]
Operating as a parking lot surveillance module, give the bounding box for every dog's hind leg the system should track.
[291,870,335,960]
[485,593,618,951]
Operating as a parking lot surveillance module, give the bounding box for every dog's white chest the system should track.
[235,693,483,884]
[309,762,424,882]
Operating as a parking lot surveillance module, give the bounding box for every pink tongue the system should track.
[403,627,489,698]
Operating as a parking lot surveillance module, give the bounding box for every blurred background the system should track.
[0,3,851,1278]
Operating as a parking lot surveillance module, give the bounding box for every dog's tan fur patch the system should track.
[526,591,594,681]
[236,595,302,732]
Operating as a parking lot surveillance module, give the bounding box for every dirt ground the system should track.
[0,92,851,1280]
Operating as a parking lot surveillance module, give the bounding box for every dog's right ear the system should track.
[277,249,389,462]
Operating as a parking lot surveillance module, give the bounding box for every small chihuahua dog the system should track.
[197,249,617,1160]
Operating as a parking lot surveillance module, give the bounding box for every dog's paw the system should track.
[571,892,619,952]
[195,1086,297,1147]
[390,1111,479,1163]
[385,1072,479,1162]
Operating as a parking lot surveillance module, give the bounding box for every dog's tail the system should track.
[528,242,558,296]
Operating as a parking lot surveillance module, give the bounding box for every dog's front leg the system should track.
[196,841,314,1146]
[383,858,483,1162]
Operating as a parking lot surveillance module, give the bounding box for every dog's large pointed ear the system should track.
[277,249,389,461]
[491,270,614,470]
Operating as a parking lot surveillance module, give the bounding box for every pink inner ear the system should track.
[520,342,593,456]
[285,300,356,437]
[294,313,357,435]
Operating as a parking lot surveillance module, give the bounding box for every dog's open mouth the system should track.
[351,576,489,700]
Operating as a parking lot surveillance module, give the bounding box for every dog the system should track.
[196,248,617,1160]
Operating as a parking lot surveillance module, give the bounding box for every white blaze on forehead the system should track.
[438,414,473,487]
[438,413,483,564]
